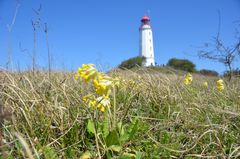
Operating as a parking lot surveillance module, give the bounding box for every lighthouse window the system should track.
[149,39,151,42]
[150,46,152,50]
[149,32,151,35]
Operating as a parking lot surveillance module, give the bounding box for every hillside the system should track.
[0,67,240,158]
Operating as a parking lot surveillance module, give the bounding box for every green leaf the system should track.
[108,145,122,152]
[119,153,136,159]
[135,151,143,159]
[43,146,58,159]
[106,151,112,159]
[160,131,171,144]
[87,119,95,135]
[106,130,120,147]
[119,133,129,143]
[128,118,139,140]
[117,121,122,132]
[118,122,126,137]
[80,151,92,159]
[119,124,129,143]
[103,116,109,138]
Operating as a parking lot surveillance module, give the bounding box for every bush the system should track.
[199,69,219,76]
[118,56,146,69]
[167,58,196,72]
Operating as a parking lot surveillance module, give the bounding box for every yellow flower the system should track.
[89,100,97,108]
[82,94,110,112]
[99,106,105,112]
[216,79,224,91]
[96,96,110,112]
[216,79,224,85]
[203,82,208,88]
[82,94,97,108]
[77,64,98,82]
[93,73,113,96]
[83,95,88,103]
[76,63,123,113]
[184,73,192,85]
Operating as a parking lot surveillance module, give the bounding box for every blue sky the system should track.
[0,0,239,73]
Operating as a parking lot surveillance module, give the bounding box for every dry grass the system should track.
[0,68,240,158]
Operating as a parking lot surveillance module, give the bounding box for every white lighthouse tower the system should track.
[139,16,155,66]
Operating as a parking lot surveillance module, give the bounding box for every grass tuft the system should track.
[0,68,240,158]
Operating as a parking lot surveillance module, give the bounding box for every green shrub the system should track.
[199,69,219,76]
[167,58,196,72]
[118,56,146,69]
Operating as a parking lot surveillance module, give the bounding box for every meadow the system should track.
[0,66,240,158]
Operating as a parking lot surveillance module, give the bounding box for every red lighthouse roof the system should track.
[141,16,150,22]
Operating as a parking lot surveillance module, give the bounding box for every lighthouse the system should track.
[139,16,155,66]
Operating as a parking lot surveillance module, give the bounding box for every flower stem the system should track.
[113,86,116,129]
[92,113,101,158]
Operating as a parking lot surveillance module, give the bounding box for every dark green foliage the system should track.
[118,56,146,69]
[199,69,219,76]
[167,58,196,72]
[43,146,58,159]
[105,130,120,147]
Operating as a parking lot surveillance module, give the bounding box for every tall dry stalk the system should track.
[31,5,42,74]
[6,0,20,71]
[44,23,52,79]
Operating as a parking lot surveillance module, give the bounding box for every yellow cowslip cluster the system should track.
[93,73,113,96]
[83,94,97,108]
[203,82,208,88]
[76,64,119,112]
[75,64,98,82]
[184,73,193,85]
[216,79,224,91]
[182,73,226,92]
[82,94,110,112]
[96,96,110,112]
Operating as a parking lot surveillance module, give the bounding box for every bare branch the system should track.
[198,11,240,81]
